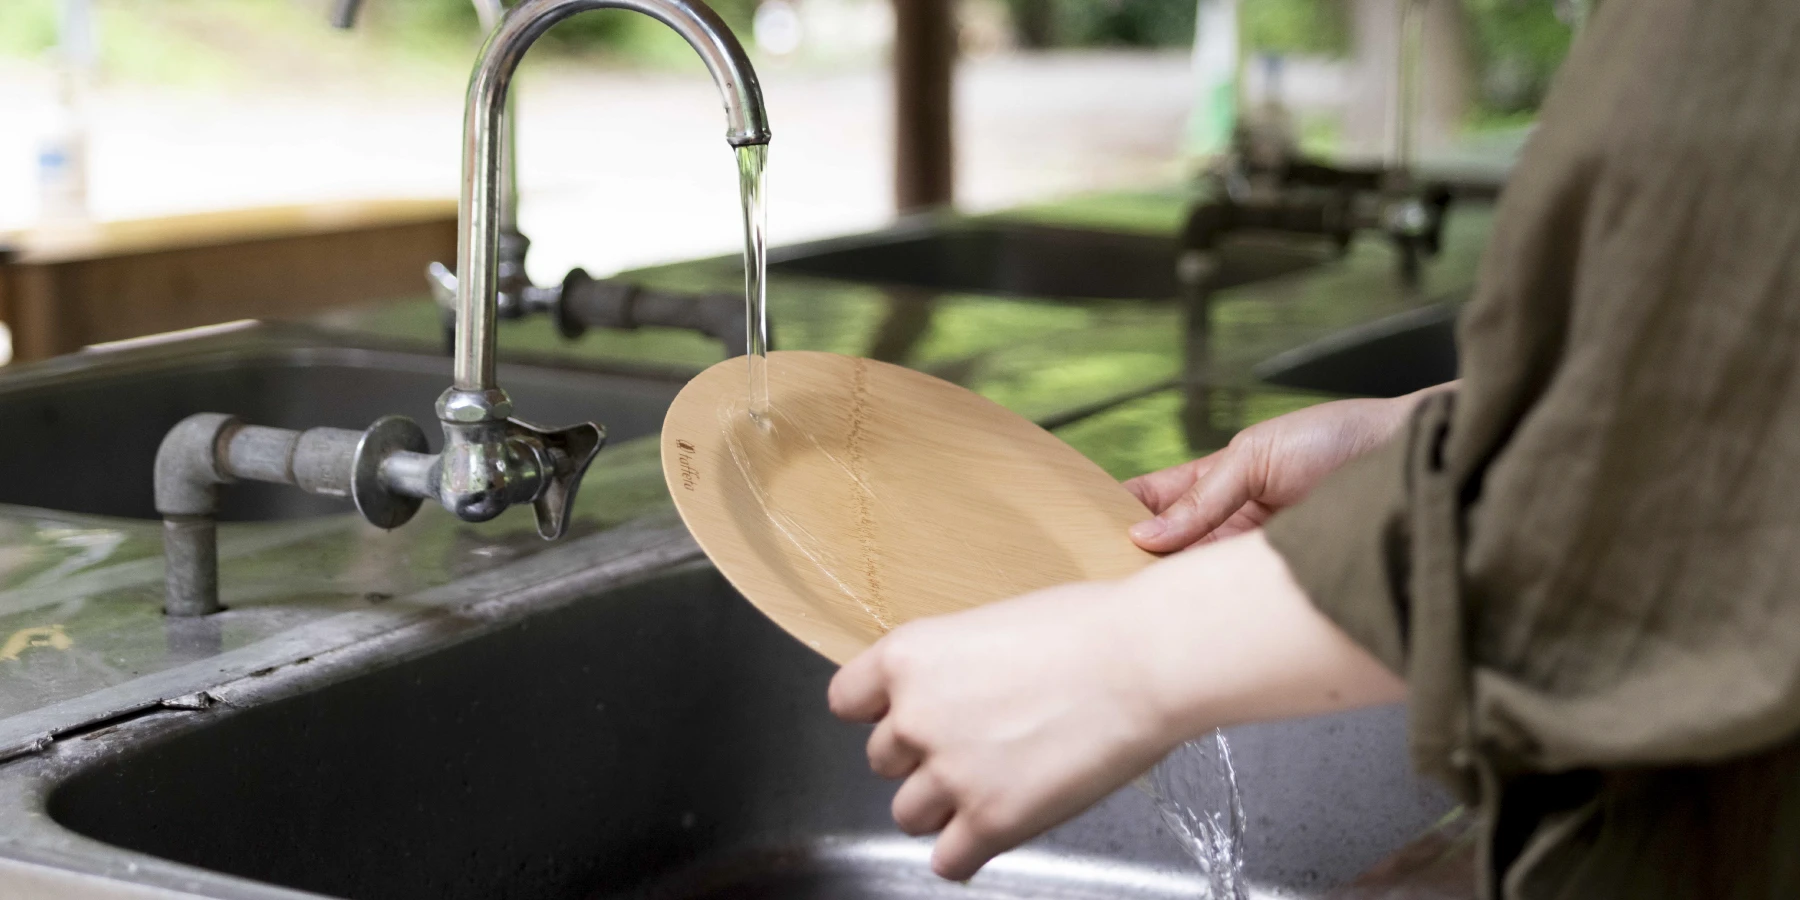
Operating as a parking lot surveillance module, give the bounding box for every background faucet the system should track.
[154,0,772,616]
[1183,0,1466,291]
[332,0,750,356]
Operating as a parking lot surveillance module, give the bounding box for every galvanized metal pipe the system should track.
[154,415,431,616]
[161,517,219,619]
[379,450,439,501]
[557,269,747,355]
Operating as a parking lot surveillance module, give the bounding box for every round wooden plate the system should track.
[661,351,1158,665]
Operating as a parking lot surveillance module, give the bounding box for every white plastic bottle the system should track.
[1185,0,1240,165]
[36,65,91,229]
[38,0,96,229]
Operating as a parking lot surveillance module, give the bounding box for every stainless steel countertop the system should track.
[0,324,703,759]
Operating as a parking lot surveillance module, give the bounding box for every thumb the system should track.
[1128,453,1256,552]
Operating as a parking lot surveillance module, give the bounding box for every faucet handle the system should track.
[509,418,605,540]
[426,262,461,356]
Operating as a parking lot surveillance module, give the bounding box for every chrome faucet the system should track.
[155,0,771,615]
[332,0,538,319]
[334,0,753,353]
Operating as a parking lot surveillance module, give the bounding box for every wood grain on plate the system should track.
[662,350,1157,664]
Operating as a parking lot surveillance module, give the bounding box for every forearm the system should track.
[828,532,1408,880]
[1119,531,1407,744]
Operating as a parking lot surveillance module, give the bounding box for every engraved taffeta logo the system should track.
[675,439,700,491]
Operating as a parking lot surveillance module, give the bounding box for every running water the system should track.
[731,137,1245,899]
[1146,731,1248,899]
[737,143,771,420]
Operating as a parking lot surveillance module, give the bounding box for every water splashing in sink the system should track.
[737,143,771,421]
[1146,731,1248,899]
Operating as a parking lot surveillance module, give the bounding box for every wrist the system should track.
[1109,548,1247,747]
[1113,532,1406,745]
[1356,386,1445,455]
[1092,585,1190,757]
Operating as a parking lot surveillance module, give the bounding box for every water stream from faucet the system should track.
[1145,731,1249,899]
[737,143,771,420]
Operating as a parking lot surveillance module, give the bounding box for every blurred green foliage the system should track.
[1464,0,1573,114]
[1062,0,1197,47]
[372,0,759,58]
[0,0,764,82]
[0,0,306,83]
[996,0,1566,117]
[1005,0,1198,48]
[0,0,1575,124]
[996,0,1348,56]
[0,0,57,58]
[1241,0,1347,57]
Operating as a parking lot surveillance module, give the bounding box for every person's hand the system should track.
[1125,387,1447,553]
[828,533,1407,882]
[828,579,1175,882]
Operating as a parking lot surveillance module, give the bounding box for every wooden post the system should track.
[893,0,957,212]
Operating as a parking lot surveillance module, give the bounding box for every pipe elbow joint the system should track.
[154,413,240,518]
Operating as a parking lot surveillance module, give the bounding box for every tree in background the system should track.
[1000,0,1571,125]
[1241,0,1348,56]
[362,0,760,57]
[1001,0,1197,48]
[1462,0,1573,116]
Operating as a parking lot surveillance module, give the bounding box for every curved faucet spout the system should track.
[454,0,771,392]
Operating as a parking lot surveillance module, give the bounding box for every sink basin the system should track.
[769,220,1328,302]
[1254,303,1459,397]
[0,339,686,522]
[43,565,1448,900]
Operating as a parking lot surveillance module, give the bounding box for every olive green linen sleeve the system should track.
[1263,388,1475,809]
[1254,1,1800,896]
[1261,421,1418,680]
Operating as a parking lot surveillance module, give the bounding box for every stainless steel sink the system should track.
[0,328,687,522]
[34,565,1449,900]
[769,220,1328,302]
[1254,303,1459,397]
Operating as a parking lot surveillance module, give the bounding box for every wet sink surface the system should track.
[769,220,1328,302]
[0,343,685,521]
[45,566,1449,900]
